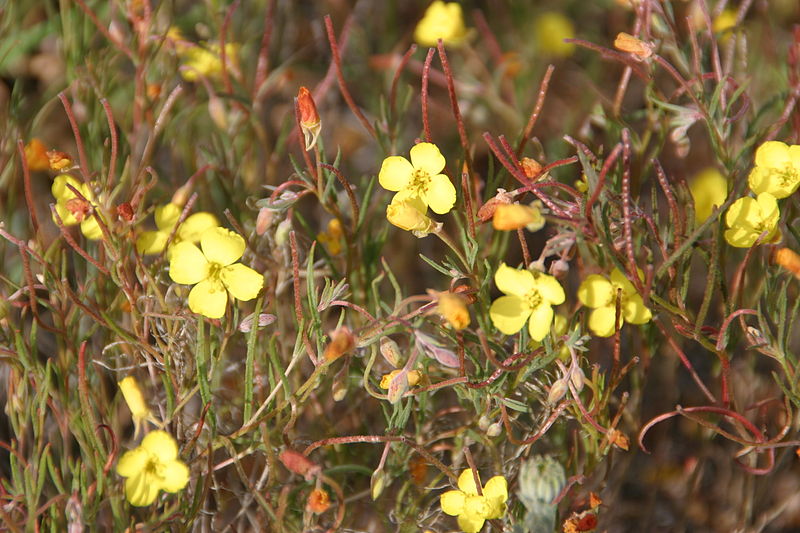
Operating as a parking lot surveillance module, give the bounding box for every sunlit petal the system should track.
[425,173,456,214]
[188,278,228,319]
[494,263,535,297]
[378,156,413,191]
[169,242,209,285]
[490,295,530,335]
[201,227,245,266]
[220,263,263,301]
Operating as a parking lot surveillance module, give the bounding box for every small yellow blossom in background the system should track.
[116,430,189,506]
[440,469,508,533]
[380,369,421,389]
[379,142,456,215]
[774,247,800,280]
[747,141,800,199]
[534,12,575,57]
[577,268,651,337]
[136,203,219,255]
[712,8,737,36]
[118,377,152,439]
[414,1,467,47]
[492,202,545,232]
[179,42,239,82]
[435,291,471,330]
[689,167,727,224]
[724,192,782,248]
[169,227,263,319]
[24,139,50,171]
[317,218,344,255]
[51,174,103,240]
[489,263,565,341]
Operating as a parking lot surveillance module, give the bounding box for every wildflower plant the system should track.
[4,1,800,532]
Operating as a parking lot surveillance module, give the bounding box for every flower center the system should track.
[407,169,432,196]
[774,165,800,189]
[144,456,166,481]
[524,289,543,310]
[208,262,223,282]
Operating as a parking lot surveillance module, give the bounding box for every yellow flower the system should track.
[179,42,239,82]
[689,168,728,224]
[440,469,508,533]
[747,141,800,199]
[577,268,651,337]
[712,8,737,35]
[724,192,782,248]
[136,203,218,255]
[414,1,467,47]
[436,291,470,330]
[317,218,344,255]
[534,12,575,57]
[492,203,545,232]
[169,227,263,319]
[116,430,189,506]
[489,263,565,341]
[118,377,152,439]
[51,174,103,240]
[380,369,421,389]
[379,142,456,215]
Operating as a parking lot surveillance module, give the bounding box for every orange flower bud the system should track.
[297,86,321,151]
[47,150,73,171]
[774,247,800,280]
[116,202,134,222]
[279,449,320,480]
[323,326,356,362]
[307,488,331,513]
[614,32,653,59]
[492,203,545,231]
[24,139,50,172]
[520,157,543,179]
[477,189,514,222]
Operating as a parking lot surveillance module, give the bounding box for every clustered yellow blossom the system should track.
[169,227,263,319]
[116,430,189,506]
[51,174,103,240]
[440,469,508,533]
[489,263,565,341]
[136,203,218,255]
[414,1,467,47]
[577,268,651,337]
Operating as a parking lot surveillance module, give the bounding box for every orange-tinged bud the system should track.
[323,326,356,362]
[774,247,800,280]
[116,202,134,222]
[279,449,320,480]
[307,488,331,513]
[297,86,321,151]
[520,157,543,179]
[24,139,50,171]
[47,150,73,171]
[607,428,629,451]
[477,189,514,222]
[614,32,653,59]
[435,292,470,330]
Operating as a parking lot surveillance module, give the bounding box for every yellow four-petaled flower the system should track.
[577,268,651,337]
[414,1,467,47]
[379,142,456,215]
[748,141,800,199]
[489,263,565,341]
[116,430,189,506]
[440,469,508,533]
[724,192,781,248]
[51,174,103,240]
[169,227,263,319]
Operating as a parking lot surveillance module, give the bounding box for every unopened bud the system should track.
[275,218,292,246]
[478,415,491,431]
[547,379,568,404]
[279,449,320,480]
[208,94,228,130]
[379,337,401,367]
[371,469,387,500]
[323,326,356,362]
[487,421,502,437]
[255,207,273,236]
[614,32,653,59]
[569,366,585,392]
[520,157,543,179]
[549,258,570,278]
[297,86,321,151]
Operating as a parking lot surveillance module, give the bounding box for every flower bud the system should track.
[118,376,152,438]
[614,32,653,59]
[307,488,331,513]
[386,198,435,235]
[371,469,387,500]
[435,291,470,330]
[255,207,273,236]
[492,203,544,231]
[275,218,292,246]
[47,150,73,171]
[569,366,585,393]
[279,449,320,480]
[379,337,401,367]
[297,86,321,151]
[547,378,568,404]
[487,422,502,437]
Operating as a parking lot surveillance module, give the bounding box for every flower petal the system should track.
[725,196,758,228]
[490,295,530,335]
[457,513,486,533]
[577,275,613,308]
[178,212,219,243]
[117,448,149,478]
[724,226,757,248]
[494,263,535,297]
[169,242,209,285]
[610,268,638,296]
[440,490,466,516]
[483,476,508,504]
[457,468,480,495]
[220,263,263,301]
[154,203,182,231]
[141,430,178,463]
[159,460,190,493]
[756,192,779,224]
[528,304,554,342]
[51,174,83,202]
[755,141,790,168]
[532,271,565,305]
[588,306,618,337]
[80,215,103,240]
[125,472,161,506]
[410,142,446,175]
[425,173,456,214]
[201,227,245,266]
[188,278,228,319]
[378,156,413,191]
[623,294,652,324]
[137,231,169,255]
